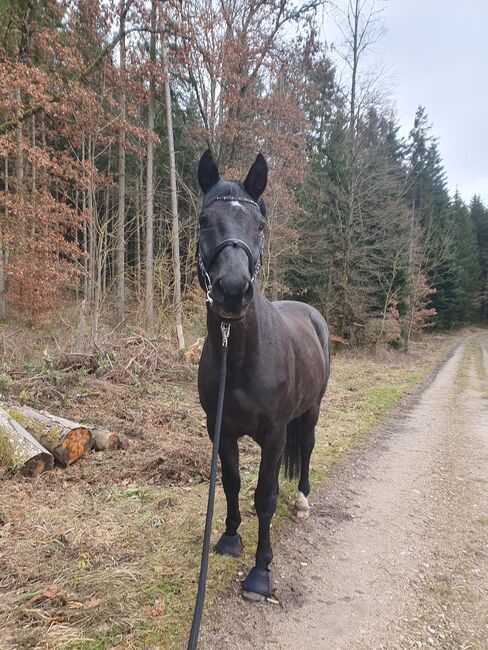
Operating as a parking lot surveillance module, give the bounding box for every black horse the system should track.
[197,149,330,600]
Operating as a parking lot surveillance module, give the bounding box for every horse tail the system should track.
[284,417,301,480]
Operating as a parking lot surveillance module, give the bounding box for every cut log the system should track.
[91,428,120,451]
[5,405,92,465]
[0,406,54,477]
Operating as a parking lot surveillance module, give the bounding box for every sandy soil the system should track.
[200,333,488,649]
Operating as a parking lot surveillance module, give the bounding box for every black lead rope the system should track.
[187,322,230,650]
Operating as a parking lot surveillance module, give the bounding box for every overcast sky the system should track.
[325,0,488,204]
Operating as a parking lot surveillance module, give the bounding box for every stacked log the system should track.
[6,405,93,466]
[91,428,120,451]
[0,403,122,477]
[0,406,54,477]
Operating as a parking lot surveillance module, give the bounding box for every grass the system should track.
[475,515,488,525]
[0,333,461,650]
[456,334,488,398]
[0,426,16,468]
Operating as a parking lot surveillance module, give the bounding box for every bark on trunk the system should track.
[162,36,185,350]
[145,0,157,330]
[0,159,6,318]
[0,407,53,477]
[116,0,127,322]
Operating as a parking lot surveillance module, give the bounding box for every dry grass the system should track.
[0,326,465,649]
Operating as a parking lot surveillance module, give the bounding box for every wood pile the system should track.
[0,403,121,478]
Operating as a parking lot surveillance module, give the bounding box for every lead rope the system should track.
[187,321,231,650]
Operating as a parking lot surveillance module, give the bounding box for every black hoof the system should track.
[241,567,272,598]
[215,533,243,557]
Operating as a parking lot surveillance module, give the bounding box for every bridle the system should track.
[197,195,265,305]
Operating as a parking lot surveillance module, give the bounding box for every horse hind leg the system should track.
[294,406,320,519]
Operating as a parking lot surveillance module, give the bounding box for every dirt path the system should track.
[200,334,488,649]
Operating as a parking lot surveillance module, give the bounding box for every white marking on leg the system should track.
[295,491,310,519]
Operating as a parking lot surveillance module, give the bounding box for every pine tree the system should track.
[470,195,488,321]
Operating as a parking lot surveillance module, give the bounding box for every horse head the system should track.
[197,149,268,320]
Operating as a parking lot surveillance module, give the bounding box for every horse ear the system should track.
[244,153,268,200]
[198,149,220,193]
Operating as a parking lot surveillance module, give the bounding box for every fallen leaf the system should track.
[84,597,102,609]
[150,599,166,617]
[26,586,59,606]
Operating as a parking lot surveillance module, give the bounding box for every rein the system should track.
[197,195,264,305]
[187,321,231,650]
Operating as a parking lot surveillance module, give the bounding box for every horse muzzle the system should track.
[210,276,254,319]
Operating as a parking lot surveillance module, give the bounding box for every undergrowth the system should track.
[0,330,465,650]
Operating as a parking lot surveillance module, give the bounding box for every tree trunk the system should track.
[135,150,142,298]
[6,405,92,466]
[0,157,7,320]
[88,134,96,305]
[162,36,185,350]
[0,407,53,477]
[145,0,157,330]
[0,228,5,321]
[15,87,24,187]
[82,139,90,300]
[404,202,417,351]
[116,0,127,322]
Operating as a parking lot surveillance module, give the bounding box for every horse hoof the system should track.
[241,568,272,598]
[242,589,266,602]
[215,533,243,557]
[295,508,310,519]
[294,491,310,519]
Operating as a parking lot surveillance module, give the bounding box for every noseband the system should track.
[197,195,265,304]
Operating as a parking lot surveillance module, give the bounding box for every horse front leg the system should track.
[215,434,244,557]
[242,431,284,600]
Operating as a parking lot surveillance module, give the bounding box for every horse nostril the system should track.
[242,281,254,305]
[212,276,252,305]
[211,278,225,302]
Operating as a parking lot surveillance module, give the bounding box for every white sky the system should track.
[324,0,488,204]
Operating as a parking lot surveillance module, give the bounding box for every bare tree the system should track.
[0,156,8,320]
[145,0,157,330]
[330,0,387,335]
[116,0,127,322]
[162,32,185,349]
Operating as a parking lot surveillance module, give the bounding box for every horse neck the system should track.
[206,292,266,366]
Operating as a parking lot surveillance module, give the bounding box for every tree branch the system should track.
[0,18,155,136]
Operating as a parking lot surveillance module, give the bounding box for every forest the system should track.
[1,0,488,350]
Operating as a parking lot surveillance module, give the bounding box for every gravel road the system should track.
[200,333,488,649]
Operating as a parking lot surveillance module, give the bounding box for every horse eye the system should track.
[258,222,265,233]
[199,216,209,228]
